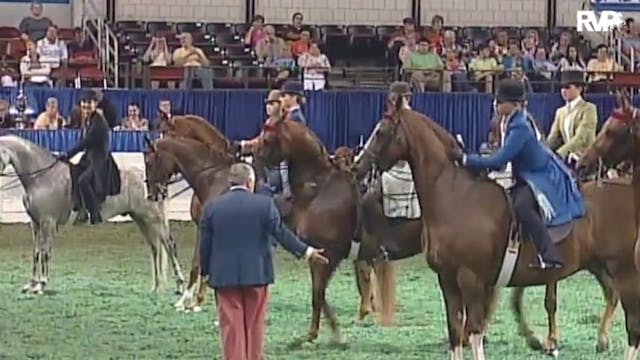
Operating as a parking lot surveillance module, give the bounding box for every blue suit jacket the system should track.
[199,187,309,288]
[287,107,306,125]
[465,109,585,226]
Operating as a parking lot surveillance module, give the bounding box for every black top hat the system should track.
[280,81,304,96]
[495,79,526,103]
[560,70,586,87]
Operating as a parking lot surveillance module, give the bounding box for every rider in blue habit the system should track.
[271,80,307,200]
[453,79,586,269]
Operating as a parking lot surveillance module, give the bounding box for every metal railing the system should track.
[81,0,118,87]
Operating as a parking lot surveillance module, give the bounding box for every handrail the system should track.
[81,0,119,87]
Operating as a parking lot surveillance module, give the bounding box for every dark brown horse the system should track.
[156,114,233,311]
[254,120,359,346]
[352,102,640,359]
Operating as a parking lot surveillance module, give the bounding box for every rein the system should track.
[0,158,60,178]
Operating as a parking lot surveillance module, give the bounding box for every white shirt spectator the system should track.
[297,44,331,90]
[20,55,51,84]
[37,37,68,69]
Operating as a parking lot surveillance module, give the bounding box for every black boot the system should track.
[90,212,103,225]
[73,209,89,225]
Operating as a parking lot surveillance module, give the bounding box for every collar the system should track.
[229,185,250,192]
[287,105,301,113]
[567,96,582,110]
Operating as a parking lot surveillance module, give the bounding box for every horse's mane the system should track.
[155,136,216,163]
[399,109,461,156]
[0,135,54,160]
[181,115,226,141]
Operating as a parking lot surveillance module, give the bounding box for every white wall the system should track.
[0,152,193,223]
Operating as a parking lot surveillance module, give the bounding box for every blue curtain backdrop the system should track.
[0,88,634,152]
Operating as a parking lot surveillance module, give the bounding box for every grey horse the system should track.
[0,135,186,295]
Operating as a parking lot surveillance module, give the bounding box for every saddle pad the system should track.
[381,161,421,219]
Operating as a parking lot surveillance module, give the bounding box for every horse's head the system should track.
[577,92,640,178]
[332,146,355,171]
[143,136,177,201]
[157,112,174,134]
[352,111,410,180]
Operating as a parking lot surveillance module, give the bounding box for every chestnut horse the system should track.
[157,114,233,311]
[254,119,359,346]
[352,103,640,359]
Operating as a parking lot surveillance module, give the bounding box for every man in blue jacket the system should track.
[452,79,586,269]
[199,162,327,360]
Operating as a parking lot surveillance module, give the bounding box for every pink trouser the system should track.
[215,286,268,360]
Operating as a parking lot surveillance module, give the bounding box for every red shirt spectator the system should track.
[290,30,310,56]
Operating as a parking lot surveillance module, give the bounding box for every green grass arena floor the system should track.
[0,221,629,359]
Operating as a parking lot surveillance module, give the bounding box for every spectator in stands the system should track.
[587,44,622,92]
[469,43,500,92]
[521,30,538,58]
[621,21,640,58]
[444,48,470,92]
[403,38,444,92]
[550,31,572,61]
[150,98,172,130]
[119,103,149,130]
[67,27,94,61]
[20,40,51,87]
[388,17,415,48]
[424,15,444,54]
[501,42,523,72]
[37,25,68,70]
[143,34,171,67]
[441,30,460,56]
[256,26,286,62]
[286,12,305,41]
[298,42,330,90]
[18,1,53,42]
[172,32,212,90]
[533,47,556,77]
[33,97,64,129]
[9,93,35,128]
[557,45,586,72]
[68,104,86,129]
[494,30,509,58]
[244,15,266,49]
[290,30,310,57]
[398,32,417,65]
[269,47,296,84]
[0,100,15,128]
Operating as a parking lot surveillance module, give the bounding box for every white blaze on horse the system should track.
[0,135,186,295]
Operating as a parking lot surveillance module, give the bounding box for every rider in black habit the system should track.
[58,91,121,224]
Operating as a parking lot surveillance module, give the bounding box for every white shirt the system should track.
[36,37,68,69]
[562,96,582,140]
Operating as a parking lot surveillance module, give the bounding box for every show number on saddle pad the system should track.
[381,161,421,219]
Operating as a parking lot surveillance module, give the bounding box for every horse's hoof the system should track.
[526,335,543,351]
[192,306,202,313]
[596,340,609,353]
[288,335,316,349]
[545,348,559,358]
[20,283,32,293]
[330,333,348,349]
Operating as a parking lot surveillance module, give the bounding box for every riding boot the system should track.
[80,187,103,225]
[522,220,564,269]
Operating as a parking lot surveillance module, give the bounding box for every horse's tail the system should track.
[375,260,396,326]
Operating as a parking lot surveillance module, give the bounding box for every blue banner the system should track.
[590,0,640,12]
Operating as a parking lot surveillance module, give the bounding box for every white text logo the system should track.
[576,10,625,32]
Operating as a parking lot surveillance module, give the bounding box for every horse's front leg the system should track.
[21,221,41,293]
[27,220,55,295]
[543,282,559,356]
